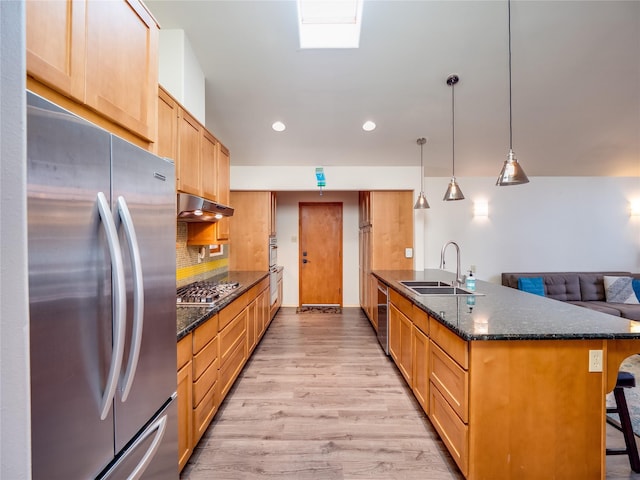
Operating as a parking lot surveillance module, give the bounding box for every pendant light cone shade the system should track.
[497,149,529,185]
[414,137,430,209]
[444,74,464,201]
[497,0,529,186]
[443,178,464,201]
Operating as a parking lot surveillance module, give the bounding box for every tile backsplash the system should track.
[176,222,228,287]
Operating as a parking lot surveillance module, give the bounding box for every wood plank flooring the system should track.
[181,307,640,480]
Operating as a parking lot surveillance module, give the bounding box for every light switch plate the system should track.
[405,248,413,258]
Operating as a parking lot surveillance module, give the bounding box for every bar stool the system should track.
[606,371,640,472]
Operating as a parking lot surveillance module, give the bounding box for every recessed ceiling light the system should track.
[297,0,363,49]
[272,121,286,132]
[362,121,376,132]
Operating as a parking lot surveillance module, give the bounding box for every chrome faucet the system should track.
[440,241,464,286]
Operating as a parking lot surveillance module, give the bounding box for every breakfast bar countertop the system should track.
[176,271,268,340]
[373,269,640,341]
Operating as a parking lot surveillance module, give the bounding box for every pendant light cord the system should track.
[451,80,456,177]
[420,142,424,191]
[508,0,513,150]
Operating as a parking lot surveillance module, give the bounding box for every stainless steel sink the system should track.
[410,286,477,296]
[399,280,451,288]
[399,280,482,296]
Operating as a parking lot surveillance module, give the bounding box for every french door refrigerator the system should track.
[27,91,178,479]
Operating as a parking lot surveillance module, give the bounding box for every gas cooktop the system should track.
[176,280,240,307]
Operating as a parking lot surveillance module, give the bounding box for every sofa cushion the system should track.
[544,274,581,302]
[603,276,640,304]
[612,303,640,321]
[578,273,609,301]
[569,301,623,317]
[517,277,545,296]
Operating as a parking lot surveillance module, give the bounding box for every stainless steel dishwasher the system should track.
[377,283,389,355]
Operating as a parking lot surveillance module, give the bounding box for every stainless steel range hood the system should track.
[177,193,234,222]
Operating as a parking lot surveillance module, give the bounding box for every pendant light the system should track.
[443,74,465,201]
[496,0,529,186]
[414,137,430,209]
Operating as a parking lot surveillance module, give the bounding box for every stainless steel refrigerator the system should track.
[27,91,178,479]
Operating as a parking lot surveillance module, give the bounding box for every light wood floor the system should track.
[181,307,640,480]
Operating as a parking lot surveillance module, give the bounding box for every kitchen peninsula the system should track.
[374,269,640,480]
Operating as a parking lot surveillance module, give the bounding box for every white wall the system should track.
[276,191,360,307]
[1,2,31,478]
[158,29,206,123]
[422,176,640,283]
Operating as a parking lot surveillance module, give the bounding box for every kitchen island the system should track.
[374,269,640,480]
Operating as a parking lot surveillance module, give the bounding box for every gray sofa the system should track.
[502,271,640,321]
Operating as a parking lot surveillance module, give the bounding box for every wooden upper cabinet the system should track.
[157,86,178,161]
[201,130,218,202]
[216,144,231,206]
[214,143,231,242]
[27,0,159,143]
[177,108,202,195]
[370,191,414,270]
[229,191,271,270]
[269,192,277,237]
[358,191,371,228]
[84,0,158,141]
[26,0,86,102]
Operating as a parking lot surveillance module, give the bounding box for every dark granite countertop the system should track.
[176,271,269,341]
[373,269,640,341]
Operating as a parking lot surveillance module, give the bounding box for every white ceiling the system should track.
[145,0,640,177]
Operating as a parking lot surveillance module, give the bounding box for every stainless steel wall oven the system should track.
[269,236,278,305]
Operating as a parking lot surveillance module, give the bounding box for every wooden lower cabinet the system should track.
[387,287,469,476]
[429,382,469,476]
[411,324,429,414]
[219,309,248,400]
[384,285,639,479]
[389,292,413,385]
[177,334,193,472]
[176,277,271,471]
[193,359,220,445]
[247,298,258,354]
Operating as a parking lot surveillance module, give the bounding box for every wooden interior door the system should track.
[299,203,343,307]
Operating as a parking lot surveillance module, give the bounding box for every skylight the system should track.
[297,0,364,49]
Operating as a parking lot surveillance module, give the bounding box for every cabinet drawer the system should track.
[177,333,192,370]
[219,338,247,400]
[192,379,219,445]
[219,294,249,331]
[430,341,469,422]
[390,289,412,319]
[430,318,468,369]
[193,336,218,381]
[220,310,247,364]
[193,314,219,353]
[412,305,429,336]
[248,282,261,301]
[193,357,219,407]
[429,382,468,477]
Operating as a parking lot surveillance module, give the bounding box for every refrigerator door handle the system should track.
[116,196,144,402]
[96,192,127,420]
[127,413,168,480]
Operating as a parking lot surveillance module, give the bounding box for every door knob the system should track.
[302,258,310,264]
